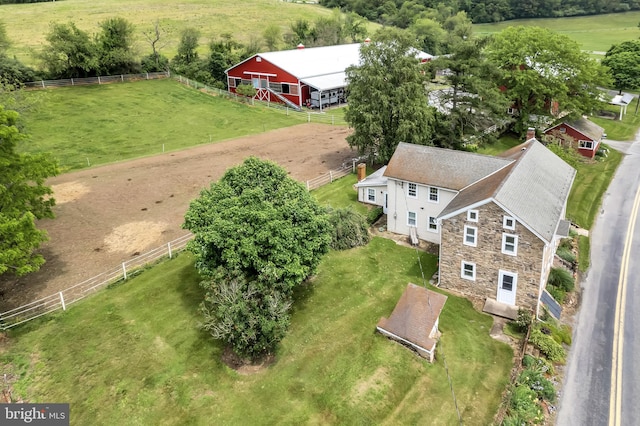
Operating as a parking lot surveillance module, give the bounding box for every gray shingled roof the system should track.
[563,117,604,141]
[383,143,513,190]
[494,140,576,242]
[354,166,388,187]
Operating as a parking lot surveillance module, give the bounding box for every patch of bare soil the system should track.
[104,221,168,253]
[0,123,355,310]
[221,346,275,375]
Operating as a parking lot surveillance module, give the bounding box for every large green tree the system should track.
[345,28,435,163]
[0,106,58,276]
[430,36,509,148]
[487,26,610,133]
[96,17,139,75]
[38,22,98,78]
[183,157,331,358]
[602,40,640,94]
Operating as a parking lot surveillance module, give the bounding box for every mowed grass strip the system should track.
[474,11,640,52]
[2,238,511,425]
[19,79,305,170]
[2,0,335,65]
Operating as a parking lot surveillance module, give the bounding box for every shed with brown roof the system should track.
[376,283,447,362]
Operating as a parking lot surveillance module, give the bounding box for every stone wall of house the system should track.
[439,202,545,310]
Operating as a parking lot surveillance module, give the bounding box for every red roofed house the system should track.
[543,117,605,159]
[225,43,432,111]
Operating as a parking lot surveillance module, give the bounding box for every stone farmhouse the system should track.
[355,134,576,317]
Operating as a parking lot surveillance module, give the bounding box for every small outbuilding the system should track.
[376,283,447,363]
[543,117,605,159]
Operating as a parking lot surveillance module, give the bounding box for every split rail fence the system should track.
[23,72,170,89]
[0,159,365,330]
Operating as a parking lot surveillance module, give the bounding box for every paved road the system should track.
[558,138,640,425]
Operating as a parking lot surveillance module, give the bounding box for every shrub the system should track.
[327,207,371,250]
[558,237,573,251]
[543,321,572,345]
[517,368,556,402]
[529,328,566,362]
[556,246,576,264]
[522,355,555,375]
[366,206,383,225]
[509,385,543,423]
[546,285,566,304]
[548,267,575,292]
[513,308,533,333]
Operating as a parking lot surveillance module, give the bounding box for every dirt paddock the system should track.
[0,124,355,310]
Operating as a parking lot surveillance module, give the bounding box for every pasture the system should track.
[1,0,335,65]
[18,78,324,170]
[474,11,640,53]
[1,238,512,425]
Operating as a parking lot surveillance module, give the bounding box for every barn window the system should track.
[228,77,236,88]
[269,82,282,93]
[281,84,290,94]
[289,85,299,95]
[579,140,594,149]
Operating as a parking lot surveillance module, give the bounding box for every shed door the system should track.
[497,270,517,306]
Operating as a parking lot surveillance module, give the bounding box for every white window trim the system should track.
[461,261,476,281]
[503,216,515,230]
[502,233,518,256]
[367,188,376,203]
[498,270,518,291]
[467,210,479,222]
[407,182,418,199]
[429,187,439,203]
[428,216,438,233]
[579,140,594,149]
[408,211,417,227]
[463,225,477,247]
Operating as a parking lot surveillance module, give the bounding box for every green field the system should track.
[474,11,640,53]
[18,78,312,170]
[1,239,511,425]
[1,0,335,65]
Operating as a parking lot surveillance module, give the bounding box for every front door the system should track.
[497,270,517,305]
[383,191,388,214]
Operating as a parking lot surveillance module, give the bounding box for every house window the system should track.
[461,261,476,281]
[503,216,515,230]
[464,225,477,247]
[428,216,438,232]
[408,211,417,227]
[407,182,417,198]
[559,127,566,133]
[429,187,439,202]
[499,270,517,291]
[367,188,376,203]
[502,233,518,256]
[579,140,594,149]
[467,210,478,222]
[228,77,236,88]
[507,107,516,115]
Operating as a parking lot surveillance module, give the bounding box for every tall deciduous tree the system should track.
[262,24,282,51]
[487,26,610,134]
[0,106,58,276]
[183,157,331,358]
[602,40,640,94]
[173,27,200,65]
[345,28,435,163]
[96,17,138,75]
[38,22,98,78]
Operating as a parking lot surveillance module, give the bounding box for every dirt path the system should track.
[0,124,355,310]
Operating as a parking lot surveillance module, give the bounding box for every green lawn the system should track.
[1,239,511,425]
[18,78,306,170]
[474,11,640,53]
[312,171,369,215]
[476,133,521,156]
[567,146,623,229]
[1,0,336,66]
[591,98,640,141]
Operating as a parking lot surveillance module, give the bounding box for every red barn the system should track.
[225,42,432,111]
[543,117,605,159]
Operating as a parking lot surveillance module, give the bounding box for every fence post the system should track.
[59,292,66,311]
[168,242,173,259]
[306,181,310,191]
[146,72,149,80]
[352,159,356,173]
[98,76,101,84]
[122,262,127,280]
[308,112,311,123]
[41,80,45,89]
[330,170,333,183]
[286,107,289,116]
[71,78,74,86]
[121,75,124,82]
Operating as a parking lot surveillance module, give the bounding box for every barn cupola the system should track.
[364,38,371,44]
[297,43,305,50]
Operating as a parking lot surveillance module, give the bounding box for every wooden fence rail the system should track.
[23,72,170,89]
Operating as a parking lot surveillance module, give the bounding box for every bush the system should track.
[512,308,533,333]
[529,328,566,362]
[517,368,556,402]
[543,321,572,345]
[522,355,555,375]
[366,206,383,225]
[556,246,576,264]
[509,385,543,423]
[558,237,573,251]
[546,285,566,304]
[327,207,371,250]
[548,267,575,292]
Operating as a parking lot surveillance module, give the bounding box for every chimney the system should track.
[357,163,367,181]
[297,43,305,50]
[526,127,536,141]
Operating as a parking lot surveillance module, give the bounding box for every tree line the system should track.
[320,0,640,24]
